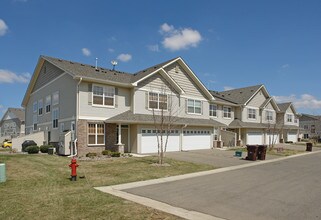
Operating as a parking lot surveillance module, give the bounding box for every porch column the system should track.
[117,123,122,144]
[237,128,242,146]
[238,128,241,140]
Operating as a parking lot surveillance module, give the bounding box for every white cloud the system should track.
[82,48,91,56]
[117,53,132,62]
[0,19,8,36]
[0,69,31,83]
[274,94,321,110]
[160,23,174,33]
[108,48,115,53]
[147,44,160,52]
[223,86,235,91]
[159,23,202,51]
[281,64,289,69]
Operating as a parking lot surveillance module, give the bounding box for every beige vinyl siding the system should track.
[242,107,260,123]
[137,72,176,93]
[79,82,131,119]
[32,61,64,92]
[212,105,235,126]
[165,63,206,99]
[262,109,276,124]
[265,102,274,110]
[247,90,268,107]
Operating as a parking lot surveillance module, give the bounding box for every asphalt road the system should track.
[125,151,321,220]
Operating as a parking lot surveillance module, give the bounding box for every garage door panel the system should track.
[141,129,179,154]
[287,133,297,142]
[247,132,263,145]
[182,130,211,151]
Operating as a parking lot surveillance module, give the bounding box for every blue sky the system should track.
[1,0,321,118]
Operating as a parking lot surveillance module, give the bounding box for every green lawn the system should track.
[0,154,213,220]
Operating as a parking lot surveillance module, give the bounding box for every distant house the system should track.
[299,114,321,140]
[0,108,25,138]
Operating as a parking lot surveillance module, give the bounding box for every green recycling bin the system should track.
[0,163,6,183]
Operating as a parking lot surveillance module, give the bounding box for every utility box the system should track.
[0,163,6,183]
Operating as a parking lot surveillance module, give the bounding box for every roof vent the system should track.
[58,59,62,62]
[81,64,85,66]
[70,61,74,64]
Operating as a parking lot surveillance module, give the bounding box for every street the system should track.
[125,151,321,220]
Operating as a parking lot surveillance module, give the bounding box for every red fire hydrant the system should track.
[69,158,79,181]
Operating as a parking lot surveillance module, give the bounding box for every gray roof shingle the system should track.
[277,102,292,112]
[105,110,226,127]
[218,85,263,105]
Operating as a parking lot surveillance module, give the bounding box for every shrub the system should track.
[111,152,121,157]
[40,145,52,153]
[26,145,40,154]
[86,152,97,158]
[102,150,112,156]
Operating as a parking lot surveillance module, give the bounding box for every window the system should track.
[52,108,59,128]
[223,106,232,118]
[148,92,167,110]
[266,110,273,121]
[209,104,217,117]
[60,123,64,132]
[33,115,37,131]
[294,117,298,123]
[52,91,59,106]
[38,99,43,115]
[311,125,316,133]
[33,101,37,113]
[286,114,293,122]
[304,125,309,130]
[187,99,202,114]
[93,85,115,106]
[213,128,218,140]
[248,108,256,119]
[88,123,105,145]
[45,95,51,113]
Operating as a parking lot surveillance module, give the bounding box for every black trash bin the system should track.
[257,145,267,160]
[306,142,313,152]
[246,145,258,161]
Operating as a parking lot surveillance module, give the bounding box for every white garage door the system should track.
[247,132,263,145]
[287,132,297,143]
[182,130,211,151]
[265,133,279,145]
[141,129,180,154]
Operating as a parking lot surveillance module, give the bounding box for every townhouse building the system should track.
[0,108,25,139]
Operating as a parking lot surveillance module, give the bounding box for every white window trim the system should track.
[52,108,59,129]
[148,92,168,111]
[223,106,232,119]
[187,99,202,115]
[286,113,294,123]
[247,108,257,120]
[88,123,105,146]
[38,99,43,116]
[51,91,60,106]
[45,95,51,113]
[92,84,115,108]
[265,110,274,121]
[209,104,218,118]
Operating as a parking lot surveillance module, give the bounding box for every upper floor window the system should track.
[52,91,59,106]
[223,106,232,118]
[304,125,309,130]
[88,123,105,145]
[286,114,293,123]
[209,104,217,117]
[38,99,43,115]
[294,117,298,123]
[93,85,115,106]
[33,114,37,131]
[266,110,273,121]
[149,92,167,110]
[45,95,51,113]
[187,99,202,114]
[248,108,256,119]
[311,125,316,133]
[52,108,59,128]
[33,101,37,113]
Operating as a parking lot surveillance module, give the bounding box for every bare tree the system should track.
[150,87,180,165]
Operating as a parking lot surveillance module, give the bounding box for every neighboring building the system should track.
[0,108,25,138]
[22,56,225,156]
[276,102,300,143]
[299,114,321,140]
[211,85,282,146]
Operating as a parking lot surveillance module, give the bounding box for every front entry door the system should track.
[121,127,129,153]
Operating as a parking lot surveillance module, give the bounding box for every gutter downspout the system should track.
[69,77,82,157]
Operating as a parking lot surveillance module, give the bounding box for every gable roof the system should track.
[298,113,321,121]
[260,97,280,111]
[209,90,238,106]
[277,102,297,115]
[1,108,25,122]
[218,85,266,105]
